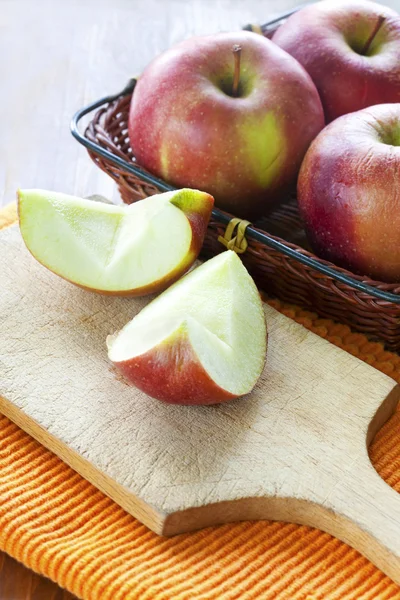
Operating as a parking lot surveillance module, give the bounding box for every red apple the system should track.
[297,103,400,282]
[272,0,400,123]
[107,251,267,405]
[128,31,324,219]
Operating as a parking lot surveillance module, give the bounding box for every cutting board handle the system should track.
[3,225,400,586]
[320,450,400,584]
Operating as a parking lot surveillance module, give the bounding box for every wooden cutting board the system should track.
[1,225,400,585]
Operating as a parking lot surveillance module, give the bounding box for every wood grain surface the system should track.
[2,0,400,597]
[0,553,75,600]
[2,225,400,584]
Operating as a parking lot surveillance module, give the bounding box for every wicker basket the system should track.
[71,8,400,351]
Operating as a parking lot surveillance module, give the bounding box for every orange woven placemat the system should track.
[1,202,400,600]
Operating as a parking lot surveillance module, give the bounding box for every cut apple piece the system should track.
[107,251,267,405]
[17,188,214,295]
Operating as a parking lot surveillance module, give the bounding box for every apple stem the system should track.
[362,15,385,55]
[232,44,242,97]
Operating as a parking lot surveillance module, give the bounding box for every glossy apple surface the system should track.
[273,0,400,123]
[107,251,267,405]
[18,188,213,295]
[129,31,324,219]
[298,103,400,282]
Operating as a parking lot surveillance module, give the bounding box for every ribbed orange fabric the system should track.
[1,201,400,599]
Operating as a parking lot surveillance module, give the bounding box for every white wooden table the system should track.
[0,0,303,211]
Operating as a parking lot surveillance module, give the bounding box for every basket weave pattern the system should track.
[85,94,400,351]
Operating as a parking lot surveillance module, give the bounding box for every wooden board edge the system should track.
[0,395,167,535]
[163,491,400,585]
[367,383,400,446]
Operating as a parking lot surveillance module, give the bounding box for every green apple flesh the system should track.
[107,251,267,405]
[18,188,213,295]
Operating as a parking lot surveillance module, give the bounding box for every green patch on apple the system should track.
[240,112,285,189]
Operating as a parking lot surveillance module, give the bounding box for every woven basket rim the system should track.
[71,84,400,306]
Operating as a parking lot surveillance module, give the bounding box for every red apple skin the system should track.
[112,326,237,405]
[17,189,214,297]
[297,103,400,282]
[169,189,214,258]
[272,0,400,123]
[129,32,324,219]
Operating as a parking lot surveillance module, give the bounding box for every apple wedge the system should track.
[107,251,267,405]
[17,188,213,295]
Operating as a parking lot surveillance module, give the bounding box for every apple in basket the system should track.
[107,250,267,405]
[297,103,400,283]
[128,31,324,220]
[18,188,213,295]
[272,0,400,123]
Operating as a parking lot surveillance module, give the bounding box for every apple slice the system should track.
[17,188,213,295]
[107,251,267,405]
